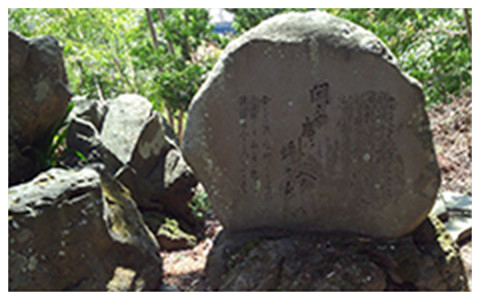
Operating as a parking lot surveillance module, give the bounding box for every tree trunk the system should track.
[145,8,175,128]
[177,109,184,146]
[463,9,472,49]
[145,8,159,50]
[166,106,175,132]
[94,77,105,101]
[156,8,180,136]
[156,9,176,57]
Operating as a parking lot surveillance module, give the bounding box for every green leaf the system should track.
[74,150,88,163]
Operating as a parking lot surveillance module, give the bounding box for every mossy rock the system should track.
[206,215,468,291]
[100,173,159,246]
[142,211,197,251]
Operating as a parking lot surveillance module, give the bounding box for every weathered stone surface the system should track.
[206,215,467,291]
[67,96,109,131]
[183,11,440,237]
[431,191,471,245]
[64,94,199,247]
[9,31,72,185]
[8,168,162,291]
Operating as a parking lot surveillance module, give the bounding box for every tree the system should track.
[10,8,469,114]
[9,8,143,100]
[228,8,472,106]
[226,8,313,34]
[9,8,226,143]
[137,8,222,144]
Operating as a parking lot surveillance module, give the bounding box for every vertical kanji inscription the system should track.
[238,95,273,198]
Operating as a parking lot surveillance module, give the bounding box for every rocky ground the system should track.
[161,91,473,291]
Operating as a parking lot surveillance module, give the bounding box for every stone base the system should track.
[206,214,468,291]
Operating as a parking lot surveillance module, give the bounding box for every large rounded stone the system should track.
[8,31,72,185]
[182,11,440,237]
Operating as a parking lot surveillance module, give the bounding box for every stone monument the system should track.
[182,11,440,238]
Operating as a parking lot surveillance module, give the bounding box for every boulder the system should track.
[182,11,440,237]
[8,31,72,185]
[64,95,199,248]
[431,191,472,245]
[8,167,162,291]
[206,214,468,291]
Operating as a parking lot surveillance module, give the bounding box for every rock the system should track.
[442,192,472,214]
[154,215,197,251]
[67,96,109,131]
[64,94,199,246]
[141,210,198,251]
[205,215,468,291]
[431,192,471,245]
[8,31,72,186]
[444,216,471,246]
[459,241,472,290]
[8,139,36,188]
[8,167,162,291]
[100,94,156,165]
[161,115,180,145]
[8,31,29,76]
[182,11,440,237]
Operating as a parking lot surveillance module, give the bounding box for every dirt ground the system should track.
[427,90,472,195]
[161,91,473,291]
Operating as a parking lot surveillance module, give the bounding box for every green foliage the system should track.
[226,8,313,34]
[8,8,470,112]
[160,9,213,61]
[21,102,76,171]
[326,8,472,105]
[138,8,219,113]
[9,8,142,101]
[157,58,210,111]
[8,8,224,137]
[189,188,212,220]
[228,8,472,106]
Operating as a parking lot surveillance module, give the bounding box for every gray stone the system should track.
[182,11,440,237]
[431,192,471,245]
[8,168,162,291]
[64,94,199,245]
[100,94,156,164]
[442,191,472,213]
[205,215,467,291]
[8,31,29,76]
[8,139,35,187]
[8,31,72,185]
[68,96,109,131]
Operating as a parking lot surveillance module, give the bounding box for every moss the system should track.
[100,174,154,243]
[156,217,197,250]
[103,175,198,250]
